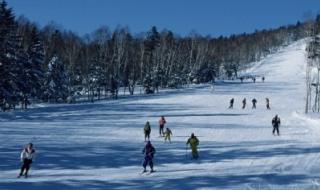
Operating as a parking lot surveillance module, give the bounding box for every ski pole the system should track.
[186,144,188,159]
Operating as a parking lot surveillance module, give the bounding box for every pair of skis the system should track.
[17,174,29,179]
[140,170,155,175]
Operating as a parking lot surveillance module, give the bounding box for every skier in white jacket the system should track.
[18,143,36,178]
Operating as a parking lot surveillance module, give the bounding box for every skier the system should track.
[240,77,244,83]
[18,143,36,178]
[158,116,166,137]
[266,98,271,109]
[242,98,246,109]
[144,121,151,141]
[262,76,265,82]
[142,141,156,173]
[253,77,256,83]
[272,115,281,136]
[164,127,173,143]
[186,133,199,159]
[229,98,234,109]
[252,98,257,109]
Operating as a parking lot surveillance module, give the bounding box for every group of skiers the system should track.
[141,116,200,173]
[142,113,280,172]
[144,116,173,143]
[142,135,200,173]
[239,76,265,83]
[229,97,270,109]
[17,112,280,176]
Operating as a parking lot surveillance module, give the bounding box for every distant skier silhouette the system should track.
[266,98,271,109]
[229,98,234,109]
[242,98,246,109]
[158,116,166,137]
[144,121,151,141]
[252,98,257,109]
[272,115,281,136]
[164,128,173,143]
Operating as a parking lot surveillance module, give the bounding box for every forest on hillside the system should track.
[0,0,318,111]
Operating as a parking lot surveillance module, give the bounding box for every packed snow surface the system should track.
[1,39,320,190]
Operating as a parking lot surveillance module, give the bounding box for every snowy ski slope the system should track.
[1,39,320,190]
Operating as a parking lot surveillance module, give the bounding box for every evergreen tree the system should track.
[2,33,25,110]
[143,74,153,94]
[142,26,160,93]
[0,0,16,111]
[27,26,45,99]
[0,0,15,47]
[44,55,69,102]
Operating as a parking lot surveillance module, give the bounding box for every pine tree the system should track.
[2,33,25,110]
[0,0,15,46]
[143,74,153,94]
[44,55,70,102]
[27,26,45,100]
[0,1,25,111]
[141,26,160,93]
[15,26,45,109]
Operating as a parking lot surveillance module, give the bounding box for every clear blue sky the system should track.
[6,0,320,37]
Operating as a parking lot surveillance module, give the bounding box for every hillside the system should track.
[2,39,320,190]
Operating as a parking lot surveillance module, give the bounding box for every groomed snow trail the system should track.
[1,39,320,190]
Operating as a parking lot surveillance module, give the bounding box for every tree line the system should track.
[0,0,315,111]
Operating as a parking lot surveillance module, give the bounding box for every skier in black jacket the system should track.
[266,98,271,109]
[252,98,257,109]
[229,98,234,109]
[242,98,246,109]
[272,115,281,136]
[142,141,156,173]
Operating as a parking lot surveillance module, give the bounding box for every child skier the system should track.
[159,116,166,137]
[144,121,151,141]
[142,141,156,173]
[164,128,173,143]
[186,133,199,159]
[18,143,36,178]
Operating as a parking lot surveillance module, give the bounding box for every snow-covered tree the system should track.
[43,55,69,102]
[0,0,17,111]
[27,26,45,100]
[143,74,153,94]
[0,36,21,111]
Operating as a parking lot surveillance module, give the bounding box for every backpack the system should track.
[144,124,151,132]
